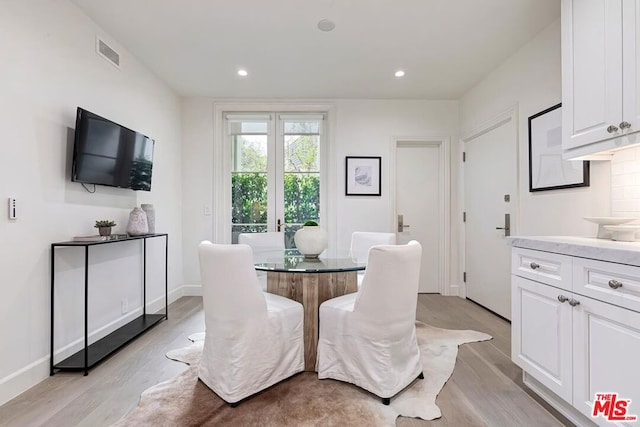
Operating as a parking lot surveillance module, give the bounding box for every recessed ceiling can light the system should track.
[395,70,405,78]
[317,19,335,32]
[237,69,248,77]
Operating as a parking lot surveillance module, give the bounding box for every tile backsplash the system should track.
[611,146,640,216]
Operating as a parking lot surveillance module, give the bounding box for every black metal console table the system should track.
[50,233,168,376]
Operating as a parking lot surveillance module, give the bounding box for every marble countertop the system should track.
[509,236,640,266]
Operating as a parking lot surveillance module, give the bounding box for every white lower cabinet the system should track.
[512,276,573,402]
[512,247,640,427]
[572,295,640,425]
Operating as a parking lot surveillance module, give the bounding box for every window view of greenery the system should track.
[232,134,268,240]
[231,119,321,247]
[283,130,320,247]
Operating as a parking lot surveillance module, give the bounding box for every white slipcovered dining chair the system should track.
[197,241,304,405]
[349,231,396,287]
[238,232,285,290]
[316,240,423,405]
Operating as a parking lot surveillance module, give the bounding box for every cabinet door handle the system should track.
[568,298,580,307]
[620,121,631,130]
[607,124,619,133]
[557,295,569,303]
[608,279,623,289]
[529,262,540,270]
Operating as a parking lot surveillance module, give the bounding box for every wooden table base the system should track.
[266,270,357,371]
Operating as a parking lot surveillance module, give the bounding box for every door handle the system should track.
[397,214,410,232]
[277,219,282,232]
[495,213,511,237]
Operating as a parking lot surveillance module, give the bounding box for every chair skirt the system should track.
[316,293,422,399]
[198,293,304,403]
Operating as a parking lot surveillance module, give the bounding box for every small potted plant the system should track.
[95,220,116,236]
[294,220,328,258]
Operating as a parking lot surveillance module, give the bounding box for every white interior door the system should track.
[396,142,440,293]
[464,116,517,319]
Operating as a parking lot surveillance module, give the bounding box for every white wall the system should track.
[333,100,459,268]
[0,0,183,404]
[459,19,611,239]
[181,98,214,288]
[180,99,459,286]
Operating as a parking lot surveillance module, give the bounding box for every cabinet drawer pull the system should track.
[557,295,569,303]
[608,279,623,289]
[568,298,580,307]
[620,121,631,130]
[529,262,540,270]
[607,124,619,133]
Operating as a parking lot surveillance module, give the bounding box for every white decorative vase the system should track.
[294,225,328,258]
[141,204,155,234]
[126,207,149,236]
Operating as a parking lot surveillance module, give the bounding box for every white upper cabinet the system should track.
[562,0,640,158]
[623,0,640,135]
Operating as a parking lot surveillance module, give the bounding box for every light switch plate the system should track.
[8,197,16,219]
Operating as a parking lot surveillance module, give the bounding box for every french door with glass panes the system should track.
[228,113,323,248]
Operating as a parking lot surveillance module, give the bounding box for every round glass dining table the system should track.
[255,251,365,371]
[254,251,365,273]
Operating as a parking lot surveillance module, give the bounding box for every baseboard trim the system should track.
[0,285,189,406]
[182,284,202,296]
[146,286,184,313]
[466,298,511,323]
[523,372,596,427]
[0,355,50,408]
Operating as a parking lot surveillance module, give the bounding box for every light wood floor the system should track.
[0,295,572,427]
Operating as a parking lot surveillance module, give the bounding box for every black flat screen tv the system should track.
[72,107,155,191]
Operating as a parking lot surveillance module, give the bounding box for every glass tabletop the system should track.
[254,250,365,273]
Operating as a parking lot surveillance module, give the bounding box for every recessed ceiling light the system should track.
[237,69,248,77]
[395,70,405,78]
[317,19,335,32]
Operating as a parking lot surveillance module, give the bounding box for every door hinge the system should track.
[463,211,466,222]
[462,151,466,162]
[463,272,467,283]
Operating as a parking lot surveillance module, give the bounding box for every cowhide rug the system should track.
[112,322,491,426]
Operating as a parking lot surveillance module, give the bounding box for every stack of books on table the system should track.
[73,235,109,242]
[72,234,128,242]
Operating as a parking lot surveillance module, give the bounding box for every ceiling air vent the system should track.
[96,37,120,69]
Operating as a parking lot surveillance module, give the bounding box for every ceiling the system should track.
[71,0,560,99]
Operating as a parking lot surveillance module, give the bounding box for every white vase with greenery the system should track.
[294,221,328,258]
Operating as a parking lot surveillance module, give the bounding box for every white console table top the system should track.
[509,236,640,267]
